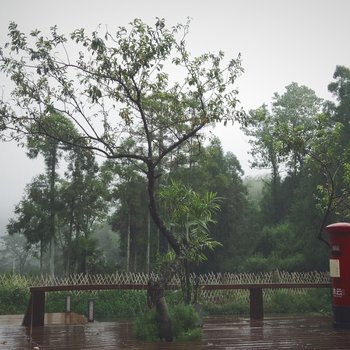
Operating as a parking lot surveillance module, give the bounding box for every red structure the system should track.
[327,222,350,328]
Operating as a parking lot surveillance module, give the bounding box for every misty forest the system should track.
[1,19,349,278]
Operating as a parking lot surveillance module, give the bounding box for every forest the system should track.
[0,20,349,278]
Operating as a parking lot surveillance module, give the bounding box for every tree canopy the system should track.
[0,19,244,255]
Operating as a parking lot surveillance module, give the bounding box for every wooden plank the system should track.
[30,283,149,292]
[201,282,332,290]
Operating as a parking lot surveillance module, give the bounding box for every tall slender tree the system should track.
[59,147,109,274]
[26,115,62,275]
[7,175,51,272]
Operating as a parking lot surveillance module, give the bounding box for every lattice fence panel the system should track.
[0,271,330,301]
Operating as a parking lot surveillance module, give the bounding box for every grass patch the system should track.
[202,289,331,316]
[202,300,249,316]
[265,289,331,315]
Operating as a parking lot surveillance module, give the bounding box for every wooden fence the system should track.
[0,270,330,304]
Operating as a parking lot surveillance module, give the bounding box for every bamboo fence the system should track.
[0,271,330,304]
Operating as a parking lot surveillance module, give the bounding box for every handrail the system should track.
[24,282,332,327]
[29,282,331,292]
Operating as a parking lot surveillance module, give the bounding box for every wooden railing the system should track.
[23,272,331,326]
[5,270,330,288]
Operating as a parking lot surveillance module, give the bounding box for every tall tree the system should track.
[270,72,350,246]
[196,139,251,271]
[7,175,51,272]
[309,66,350,242]
[59,147,109,274]
[328,66,350,127]
[272,82,323,174]
[26,113,69,275]
[108,162,149,272]
[0,19,244,341]
[166,138,251,271]
[242,106,281,224]
[243,83,323,224]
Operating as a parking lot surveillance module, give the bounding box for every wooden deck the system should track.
[1,314,350,349]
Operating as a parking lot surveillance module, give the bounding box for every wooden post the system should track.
[88,298,95,322]
[249,288,263,320]
[22,291,46,327]
[66,294,71,313]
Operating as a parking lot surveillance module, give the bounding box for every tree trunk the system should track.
[48,146,57,277]
[271,161,280,224]
[147,253,185,341]
[147,212,151,274]
[183,223,191,304]
[40,239,44,274]
[66,199,75,275]
[148,281,173,342]
[49,236,55,277]
[146,164,183,341]
[126,214,131,272]
[183,259,191,304]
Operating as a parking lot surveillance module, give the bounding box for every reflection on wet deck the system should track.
[0,313,87,326]
[1,314,350,349]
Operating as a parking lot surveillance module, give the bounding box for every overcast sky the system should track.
[1,0,349,235]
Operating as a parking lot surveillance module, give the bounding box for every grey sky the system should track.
[0,0,349,235]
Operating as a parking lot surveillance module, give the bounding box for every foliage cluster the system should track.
[46,290,149,319]
[238,68,350,271]
[133,303,202,341]
[0,277,28,314]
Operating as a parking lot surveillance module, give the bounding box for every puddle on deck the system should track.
[0,313,87,327]
[1,314,350,349]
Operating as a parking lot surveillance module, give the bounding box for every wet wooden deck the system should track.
[1,314,350,349]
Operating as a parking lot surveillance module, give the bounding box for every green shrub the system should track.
[96,290,148,319]
[165,290,184,305]
[46,290,149,319]
[265,289,331,314]
[133,308,159,341]
[45,292,66,313]
[133,304,202,341]
[0,286,29,314]
[170,304,201,339]
[44,290,186,320]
